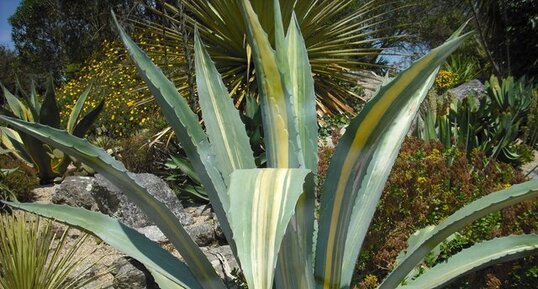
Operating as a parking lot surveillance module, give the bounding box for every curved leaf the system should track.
[72,99,105,138]
[2,85,32,121]
[67,82,93,134]
[273,2,317,288]
[39,78,61,128]
[397,235,538,289]
[194,30,256,185]
[380,179,538,289]
[111,12,235,256]
[239,0,301,168]
[29,80,41,114]
[285,13,318,175]
[6,202,200,289]
[0,127,33,165]
[314,31,471,289]
[0,116,226,289]
[227,168,310,289]
[59,98,105,174]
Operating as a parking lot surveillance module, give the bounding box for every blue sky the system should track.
[0,0,21,49]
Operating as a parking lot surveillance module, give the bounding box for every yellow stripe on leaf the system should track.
[227,169,310,289]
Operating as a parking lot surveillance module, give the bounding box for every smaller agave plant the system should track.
[0,79,104,184]
[1,1,537,289]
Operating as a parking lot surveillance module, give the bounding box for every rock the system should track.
[112,257,158,289]
[448,79,485,100]
[214,219,226,242]
[202,245,239,281]
[93,173,193,228]
[186,223,217,246]
[194,205,213,221]
[38,174,242,288]
[137,226,167,243]
[52,177,97,210]
[135,205,225,246]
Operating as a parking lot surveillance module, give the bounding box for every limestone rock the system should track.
[448,79,485,100]
[186,222,217,247]
[202,245,239,282]
[136,226,167,243]
[52,176,97,210]
[93,173,193,228]
[111,257,158,289]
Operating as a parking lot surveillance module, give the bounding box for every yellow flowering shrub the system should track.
[57,31,184,137]
[434,69,458,91]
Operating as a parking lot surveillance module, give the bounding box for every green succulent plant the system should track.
[0,79,104,184]
[443,53,481,85]
[2,1,538,289]
[417,75,536,166]
[164,153,208,200]
[482,75,534,163]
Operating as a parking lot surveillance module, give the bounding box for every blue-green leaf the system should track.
[194,30,256,185]
[273,2,317,288]
[397,235,538,289]
[67,82,93,134]
[314,32,471,289]
[2,85,32,121]
[6,202,201,289]
[111,12,235,256]
[227,168,311,289]
[238,0,301,168]
[39,78,61,129]
[0,116,226,289]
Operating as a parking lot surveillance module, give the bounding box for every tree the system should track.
[472,0,538,77]
[373,0,538,78]
[0,45,19,96]
[9,0,65,80]
[9,0,156,82]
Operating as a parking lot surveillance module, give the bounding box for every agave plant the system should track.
[2,1,538,289]
[135,0,403,115]
[0,80,104,184]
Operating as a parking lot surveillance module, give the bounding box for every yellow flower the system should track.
[435,70,458,91]
[425,148,442,161]
[417,176,427,184]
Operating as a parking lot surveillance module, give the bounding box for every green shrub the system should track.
[354,137,536,288]
[443,53,481,85]
[0,154,38,202]
[418,75,537,166]
[522,86,538,149]
[114,129,170,174]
